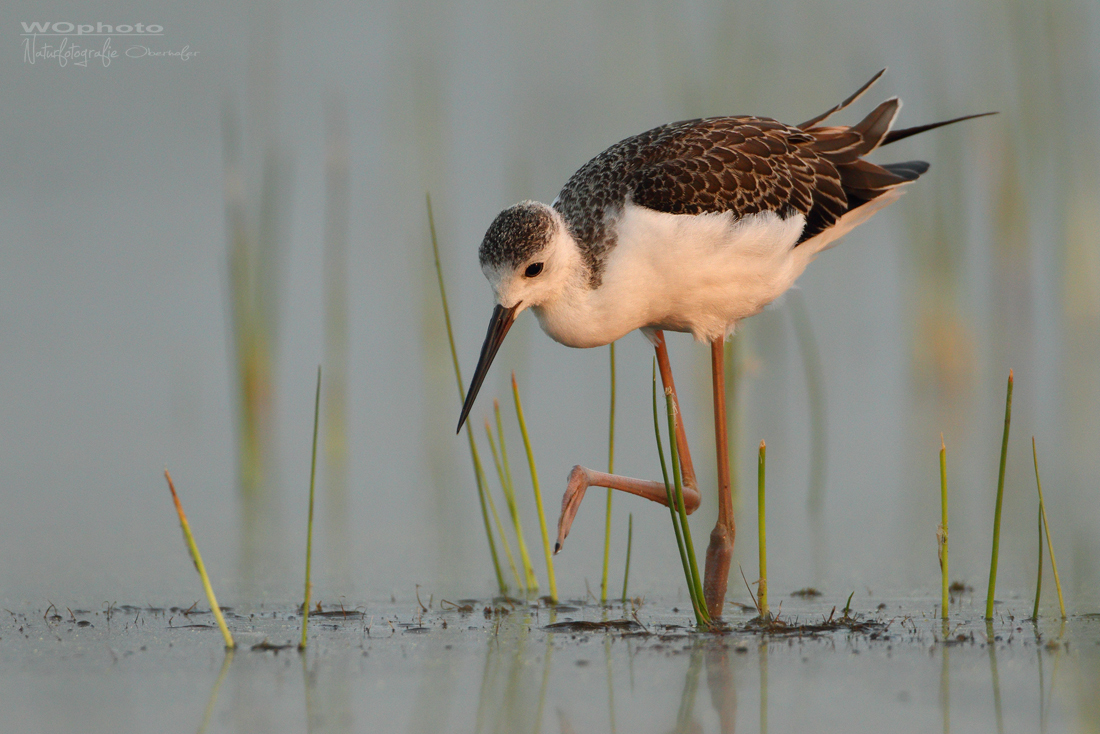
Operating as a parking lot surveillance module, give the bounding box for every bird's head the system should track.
[457,201,573,431]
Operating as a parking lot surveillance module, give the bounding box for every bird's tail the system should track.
[881,111,998,147]
[799,73,995,220]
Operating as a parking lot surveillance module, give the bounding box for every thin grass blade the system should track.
[512,371,558,603]
[1033,504,1043,620]
[621,513,633,604]
[985,369,1013,620]
[300,366,322,650]
[758,440,768,619]
[164,469,235,649]
[939,435,949,620]
[651,361,701,623]
[663,384,710,626]
[484,420,522,591]
[495,400,537,592]
[426,194,506,594]
[1033,437,1066,619]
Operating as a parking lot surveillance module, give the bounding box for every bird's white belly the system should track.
[535,205,813,347]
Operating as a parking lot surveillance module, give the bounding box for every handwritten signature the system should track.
[22,35,198,67]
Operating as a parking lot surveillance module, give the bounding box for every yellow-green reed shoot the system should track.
[300,366,322,651]
[1032,437,1066,619]
[939,435,949,619]
[621,513,633,604]
[651,364,696,617]
[651,361,709,626]
[1032,505,1043,621]
[985,369,1013,621]
[426,194,507,594]
[758,440,768,619]
[512,371,558,603]
[665,388,708,625]
[164,469,235,649]
[495,399,537,592]
[600,341,617,604]
[483,419,522,591]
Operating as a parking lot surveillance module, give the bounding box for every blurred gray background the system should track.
[2,0,1097,609]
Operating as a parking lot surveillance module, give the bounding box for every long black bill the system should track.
[457,303,520,433]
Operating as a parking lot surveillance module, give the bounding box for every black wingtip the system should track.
[882,160,930,180]
[882,111,998,147]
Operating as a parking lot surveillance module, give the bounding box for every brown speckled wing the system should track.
[625,118,827,223]
[554,77,933,288]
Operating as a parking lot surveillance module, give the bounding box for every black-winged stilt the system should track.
[457,70,991,617]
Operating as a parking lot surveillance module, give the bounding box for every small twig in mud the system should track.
[440,600,475,613]
[415,585,429,613]
[739,564,760,613]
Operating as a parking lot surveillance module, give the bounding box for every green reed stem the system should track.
[300,366,322,651]
[495,400,537,592]
[164,469,235,649]
[940,435,949,620]
[651,362,702,624]
[1032,437,1066,619]
[484,419,522,591]
[621,513,633,604]
[1033,504,1043,621]
[985,369,1013,620]
[600,342,617,604]
[758,440,768,619]
[663,376,709,625]
[427,193,506,594]
[512,371,557,603]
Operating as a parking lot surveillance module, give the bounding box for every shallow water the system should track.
[4,595,1095,733]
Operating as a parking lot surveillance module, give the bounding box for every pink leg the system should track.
[554,330,700,553]
[704,339,736,618]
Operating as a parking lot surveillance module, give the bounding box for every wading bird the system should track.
[456,70,990,617]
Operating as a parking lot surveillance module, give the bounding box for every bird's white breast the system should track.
[534,203,813,346]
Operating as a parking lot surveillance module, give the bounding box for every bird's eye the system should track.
[524,262,544,278]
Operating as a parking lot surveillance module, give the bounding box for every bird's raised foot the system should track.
[554,464,702,555]
[555,465,593,555]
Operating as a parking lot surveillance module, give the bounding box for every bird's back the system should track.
[553,74,937,289]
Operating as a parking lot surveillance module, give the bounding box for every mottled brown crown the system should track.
[479,201,557,271]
